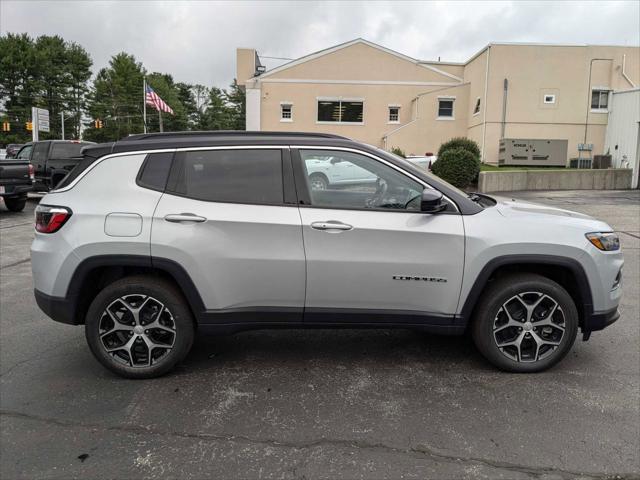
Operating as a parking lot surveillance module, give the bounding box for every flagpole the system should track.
[143,77,147,134]
[159,109,163,133]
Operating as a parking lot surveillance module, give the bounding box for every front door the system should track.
[151,148,306,323]
[294,148,465,324]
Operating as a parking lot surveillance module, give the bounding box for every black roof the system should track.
[81,131,360,159]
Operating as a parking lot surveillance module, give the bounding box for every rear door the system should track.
[151,147,306,324]
[293,147,465,325]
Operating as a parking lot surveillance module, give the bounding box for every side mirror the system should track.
[421,189,447,213]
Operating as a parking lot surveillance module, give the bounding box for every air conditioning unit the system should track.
[498,139,568,167]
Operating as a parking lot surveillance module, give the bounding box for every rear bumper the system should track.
[0,184,32,197]
[34,289,79,325]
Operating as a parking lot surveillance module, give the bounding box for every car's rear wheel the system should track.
[85,276,194,379]
[4,196,27,212]
[471,273,578,372]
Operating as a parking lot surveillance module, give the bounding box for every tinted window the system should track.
[51,142,88,158]
[300,149,423,211]
[32,142,49,163]
[16,145,33,160]
[317,100,363,123]
[138,152,173,191]
[171,149,283,204]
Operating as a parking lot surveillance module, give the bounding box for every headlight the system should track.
[586,232,620,251]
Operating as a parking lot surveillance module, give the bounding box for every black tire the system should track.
[85,275,195,379]
[309,173,329,190]
[471,273,578,373]
[4,196,27,212]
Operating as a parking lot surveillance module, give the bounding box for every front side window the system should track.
[438,99,454,118]
[388,106,400,123]
[300,149,423,211]
[317,100,363,123]
[171,149,283,205]
[591,90,609,110]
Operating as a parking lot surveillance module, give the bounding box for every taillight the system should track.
[35,205,72,233]
[28,164,35,182]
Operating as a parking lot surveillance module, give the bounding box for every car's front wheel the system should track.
[471,273,578,372]
[85,276,195,379]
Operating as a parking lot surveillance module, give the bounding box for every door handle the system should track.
[311,221,353,231]
[164,213,207,223]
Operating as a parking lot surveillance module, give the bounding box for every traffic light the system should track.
[94,119,103,129]
[1,122,9,132]
[26,122,33,131]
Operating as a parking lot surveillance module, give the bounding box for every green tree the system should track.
[225,79,245,130]
[64,42,93,139]
[202,87,231,130]
[0,33,39,143]
[84,52,145,142]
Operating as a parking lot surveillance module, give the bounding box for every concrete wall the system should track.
[478,169,633,193]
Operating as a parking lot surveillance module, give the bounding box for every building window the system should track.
[543,94,556,104]
[388,106,400,123]
[437,98,454,119]
[473,97,481,115]
[280,103,292,122]
[591,89,609,110]
[317,99,364,124]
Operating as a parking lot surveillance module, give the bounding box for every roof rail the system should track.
[119,131,350,142]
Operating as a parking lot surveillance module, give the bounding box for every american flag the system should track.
[145,84,174,115]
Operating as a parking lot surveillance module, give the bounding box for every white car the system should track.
[305,156,376,190]
[406,155,437,171]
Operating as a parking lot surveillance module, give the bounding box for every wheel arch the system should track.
[459,255,593,330]
[66,255,206,325]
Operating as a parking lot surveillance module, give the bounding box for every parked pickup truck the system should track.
[15,140,94,191]
[0,157,34,212]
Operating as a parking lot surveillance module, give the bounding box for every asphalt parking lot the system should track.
[1,190,638,479]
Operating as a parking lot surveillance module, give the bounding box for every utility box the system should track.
[498,139,568,167]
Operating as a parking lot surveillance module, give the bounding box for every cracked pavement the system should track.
[1,190,639,479]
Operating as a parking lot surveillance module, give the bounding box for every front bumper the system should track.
[582,307,620,340]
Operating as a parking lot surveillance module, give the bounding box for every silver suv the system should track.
[31,132,623,378]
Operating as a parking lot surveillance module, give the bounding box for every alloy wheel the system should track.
[492,291,566,363]
[98,294,176,367]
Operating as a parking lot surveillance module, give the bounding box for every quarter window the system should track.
[317,100,363,123]
[171,149,283,204]
[138,152,173,191]
[300,149,423,211]
[388,106,400,123]
[438,99,454,118]
[591,89,609,110]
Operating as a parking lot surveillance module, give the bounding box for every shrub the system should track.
[437,137,480,162]
[390,146,406,158]
[431,147,480,189]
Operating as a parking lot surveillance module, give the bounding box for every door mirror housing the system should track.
[420,189,447,213]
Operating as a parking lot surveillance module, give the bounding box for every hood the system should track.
[492,195,595,220]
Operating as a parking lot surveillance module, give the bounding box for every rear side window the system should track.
[32,142,49,163]
[54,156,98,189]
[169,149,283,204]
[50,142,88,159]
[137,152,174,191]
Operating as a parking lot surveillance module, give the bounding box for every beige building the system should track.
[237,39,639,164]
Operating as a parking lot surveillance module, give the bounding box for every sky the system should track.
[1,0,639,88]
